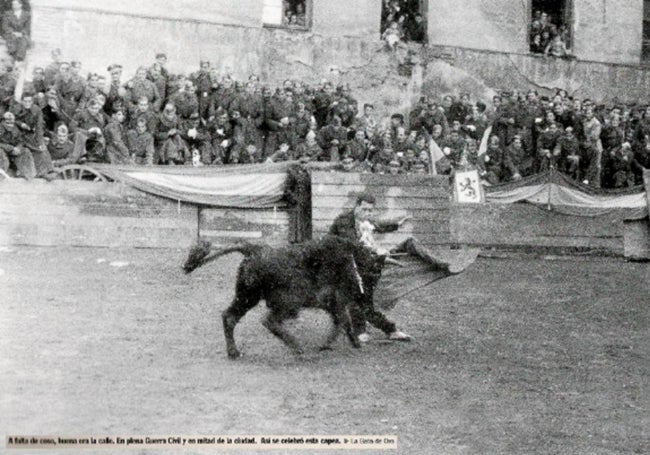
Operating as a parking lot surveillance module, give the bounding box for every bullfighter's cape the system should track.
[374,239,479,310]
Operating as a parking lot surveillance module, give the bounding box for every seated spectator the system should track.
[558,126,581,181]
[265,142,294,163]
[0,111,36,179]
[480,135,505,185]
[545,33,568,58]
[505,135,530,179]
[126,116,155,166]
[382,22,403,50]
[610,142,635,188]
[104,108,133,165]
[155,103,188,165]
[182,112,213,166]
[47,123,78,167]
[70,98,106,163]
[295,129,322,161]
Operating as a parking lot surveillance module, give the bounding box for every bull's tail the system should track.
[182,240,262,274]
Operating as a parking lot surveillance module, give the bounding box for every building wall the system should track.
[427,0,644,65]
[573,0,643,65]
[427,0,529,54]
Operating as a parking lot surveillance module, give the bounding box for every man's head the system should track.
[21,92,33,109]
[71,61,82,76]
[137,96,149,113]
[3,111,15,127]
[112,108,125,124]
[87,99,101,116]
[135,66,147,80]
[200,60,210,71]
[108,64,122,83]
[354,192,376,222]
[364,103,374,116]
[156,53,167,66]
[56,124,69,143]
[59,62,71,81]
[136,116,148,134]
[390,113,404,128]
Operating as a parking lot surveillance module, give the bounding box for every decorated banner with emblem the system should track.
[453,170,485,203]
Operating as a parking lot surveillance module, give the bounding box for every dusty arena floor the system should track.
[1,246,649,455]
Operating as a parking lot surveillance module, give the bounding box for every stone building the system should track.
[22,0,650,112]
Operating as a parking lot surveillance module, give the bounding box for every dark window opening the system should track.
[530,0,572,55]
[642,0,650,62]
[263,0,311,30]
[380,0,428,45]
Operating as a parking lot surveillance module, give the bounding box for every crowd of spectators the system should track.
[437,89,650,189]
[529,9,571,59]
[0,46,649,189]
[380,0,427,49]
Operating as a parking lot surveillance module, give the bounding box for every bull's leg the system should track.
[222,292,260,359]
[262,311,304,355]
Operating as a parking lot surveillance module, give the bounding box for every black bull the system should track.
[183,235,388,358]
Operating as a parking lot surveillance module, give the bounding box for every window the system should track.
[529,0,572,54]
[263,0,311,30]
[380,0,428,44]
[643,0,650,62]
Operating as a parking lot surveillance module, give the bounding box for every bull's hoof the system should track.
[319,346,333,352]
[227,349,242,359]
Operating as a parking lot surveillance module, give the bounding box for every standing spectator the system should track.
[2,0,31,63]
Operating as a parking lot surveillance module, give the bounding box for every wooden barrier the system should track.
[0,179,198,248]
[0,179,293,249]
[450,203,627,254]
[311,171,452,248]
[199,207,294,247]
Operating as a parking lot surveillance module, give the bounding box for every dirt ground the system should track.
[1,246,649,455]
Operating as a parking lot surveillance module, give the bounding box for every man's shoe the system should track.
[358,333,371,343]
[388,331,412,342]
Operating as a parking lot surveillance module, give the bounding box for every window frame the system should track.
[262,0,313,32]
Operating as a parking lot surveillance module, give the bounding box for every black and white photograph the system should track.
[1,0,649,453]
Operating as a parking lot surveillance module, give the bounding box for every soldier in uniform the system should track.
[209,76,237,118]
[10,91,53,177]
[2,0,30,63]
[104,64,128,117]
[126,66,162,116]
[207,108,233,164]
[104,108,133,164]
[55,62,84,121]
[182,112,213,165]
[44,48,62,88]
[70,98,107,163]
[154,103,188,165]
[127,96,158,137]
[191,60,213,120]
[169,79,199,120]
[47,123,78,167]
[0,111,36,179]
[126,116,155,166]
